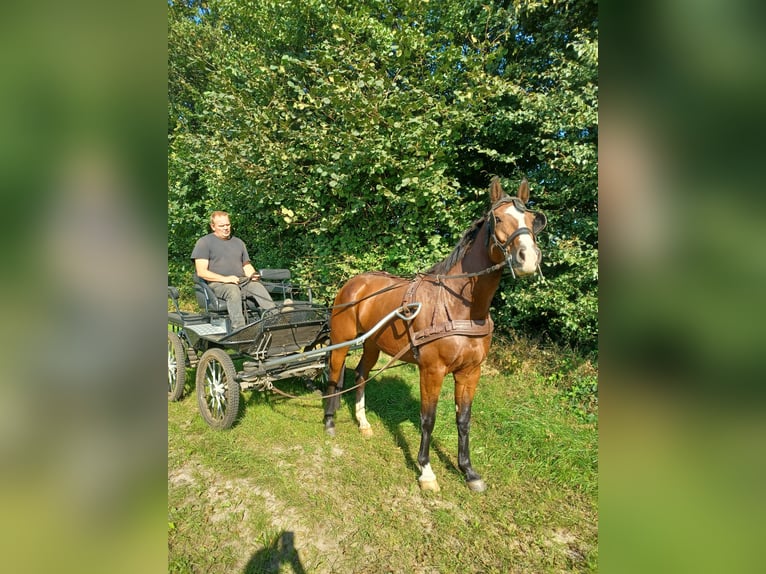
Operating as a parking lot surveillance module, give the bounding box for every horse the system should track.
[323,176,547,492]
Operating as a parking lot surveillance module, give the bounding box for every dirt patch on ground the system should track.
[546,527,590,568]
[169,458,340,572]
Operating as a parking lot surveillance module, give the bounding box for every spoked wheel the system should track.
[195,348,240,429]
[168,331,186,401]
[303,334,331,391]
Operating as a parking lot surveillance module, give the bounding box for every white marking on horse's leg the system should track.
[418,463,440,492]
[355,394,373,437]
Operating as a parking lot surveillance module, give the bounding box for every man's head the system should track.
[210,211,231,240]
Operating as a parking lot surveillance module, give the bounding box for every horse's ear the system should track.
[517,178,530,204]
[489,176,506,204]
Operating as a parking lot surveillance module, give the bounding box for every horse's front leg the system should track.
[353,345,380,437]
[417,368,445,492]
[454,367,487,492]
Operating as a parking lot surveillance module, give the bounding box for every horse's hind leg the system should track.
[354,343,380,437]
[323,347,348,436]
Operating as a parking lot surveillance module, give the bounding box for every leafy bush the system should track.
[488,333,598,423]
[168,0,598,350]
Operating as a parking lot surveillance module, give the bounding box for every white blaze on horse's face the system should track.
[501,204,542,276]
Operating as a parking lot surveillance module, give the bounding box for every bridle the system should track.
[486,197,546,280]
[419,197,547,282]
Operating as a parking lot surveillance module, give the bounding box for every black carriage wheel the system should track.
[195,348,240,430]
[303,334,331,389]
[168,331,186,402]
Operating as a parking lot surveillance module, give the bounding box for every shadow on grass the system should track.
[239,375,325,418]
[243,530,305,574]
[342,368,461,481]
[232,360,463,482]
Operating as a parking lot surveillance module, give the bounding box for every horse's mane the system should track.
[424,217,485,275]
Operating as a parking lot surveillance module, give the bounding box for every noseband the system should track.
[420,197,546,282]
[486,197,545,279]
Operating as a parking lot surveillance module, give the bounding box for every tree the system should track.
[168,0,598,350]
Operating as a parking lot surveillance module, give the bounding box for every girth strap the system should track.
[413,318,493,346]
[388,317,494,364]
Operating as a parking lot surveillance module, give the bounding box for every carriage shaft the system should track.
[253,303,421,371]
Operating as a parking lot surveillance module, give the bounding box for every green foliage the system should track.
[542,351,599,424]
[488,332,598,423]
[563,374,598,424]
[487,334,598,423]
[494,236,598,350]
[168,0,598,349]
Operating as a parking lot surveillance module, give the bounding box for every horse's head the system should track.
[487,177,547,277]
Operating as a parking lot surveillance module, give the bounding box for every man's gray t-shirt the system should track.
[191,233,251,278]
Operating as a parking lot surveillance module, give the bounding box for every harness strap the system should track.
[414,318,494,347]
[387,317,494,364]
[402,280,422,363]
[421,261,507,281]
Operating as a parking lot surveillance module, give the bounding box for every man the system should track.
[191,211,275,330]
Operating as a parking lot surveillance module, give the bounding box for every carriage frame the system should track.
[168,269,419,429]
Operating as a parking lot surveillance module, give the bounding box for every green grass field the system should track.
[168,340,597,573]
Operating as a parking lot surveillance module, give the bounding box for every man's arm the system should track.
[243,263,259,280]
[195,259,239,284]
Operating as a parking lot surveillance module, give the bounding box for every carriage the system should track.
[169,176,546,492]
[168,269,420,430]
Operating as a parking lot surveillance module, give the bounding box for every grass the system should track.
[168,339,597,573]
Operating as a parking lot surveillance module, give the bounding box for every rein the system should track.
[325,261,510,314]
[418,261,508,281]
[328,202,545,312]
[266,356,411,401]
[271,265,506,400]
[327,281,408,311]
[265,199,546,400]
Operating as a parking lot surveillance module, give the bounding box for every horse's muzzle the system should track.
[508,245,542,277]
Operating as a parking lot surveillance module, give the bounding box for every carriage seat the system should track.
[192,273,229,314]
[193,273,262,317]
[260,268,313,303]
[168,285,206,327]
[192,269,297,315]
[258,268,293,300]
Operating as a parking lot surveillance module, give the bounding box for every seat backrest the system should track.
[260,268,291,281]
[193,273,228,313]
[259,268,293,299]
[168,286,182,313]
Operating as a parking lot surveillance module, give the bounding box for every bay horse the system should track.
[323,177,546,492]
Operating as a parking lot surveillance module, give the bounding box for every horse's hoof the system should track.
[418,479,440,492]
[467,479,487,492]
[359,426,373,438]
[324,425,336,437]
